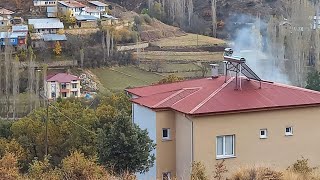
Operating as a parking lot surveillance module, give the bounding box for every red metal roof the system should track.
[126,77,320,115]
[46,73,79,83]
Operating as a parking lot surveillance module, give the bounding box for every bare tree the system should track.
[12,55,20,119]
[28,47,35,112]
[102,31,106,62]
[80,48,84,68]
[211,0,217,37]
[106,29,111,57]
[187,0,194,26]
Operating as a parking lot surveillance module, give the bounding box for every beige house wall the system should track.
[156,110,176,179]
[175,112,192,180]
[192,106,320,178]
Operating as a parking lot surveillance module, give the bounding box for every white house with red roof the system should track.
[58,1,101,19]
[46,73,81,99]
[126,49,320,179]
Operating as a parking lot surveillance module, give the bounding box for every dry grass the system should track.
[231,166,283,180]
[135,51,224,61]
[150,33,226,47]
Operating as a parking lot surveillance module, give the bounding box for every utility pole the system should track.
[45,97,49,156]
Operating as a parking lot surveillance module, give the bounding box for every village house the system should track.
[28,18,66,48]
[58,1,101,19]
[0,17,10,32]
[33,0,57,6]
[75,15,98,28]
[0,7,14,20]
[47,6,58,18]
[0,25,28,50]
[0,7,15,32]
[58,1,85,17]
[28,18,64,34]
[88,1,108,14]
[126,49,320,179]
[46,73,81,99]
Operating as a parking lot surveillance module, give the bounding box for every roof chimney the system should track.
[210,64,219,79]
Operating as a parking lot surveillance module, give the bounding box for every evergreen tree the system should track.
[97,113,155,175]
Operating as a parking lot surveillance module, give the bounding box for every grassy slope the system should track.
[90,66,164,91]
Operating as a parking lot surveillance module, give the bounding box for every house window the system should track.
[72,91,78,97]
[216,135,235,159]
[260,129,267,139]
[61,83,66,89]
[62,92,67,98]
[72,83,77,88]
[285,127,293,136]
[162,172,171,180]
[162,128,170,140]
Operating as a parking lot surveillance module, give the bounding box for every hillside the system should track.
[107,0,288,38]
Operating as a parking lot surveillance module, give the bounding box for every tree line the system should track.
[0,93,155,179]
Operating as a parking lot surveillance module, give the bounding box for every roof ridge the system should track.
[152,89,184,108]
[171,88,202,107]
[273,82,320,95]
[152,87,202,108]
[189,77,234,114]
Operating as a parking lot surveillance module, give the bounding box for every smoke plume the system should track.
[228,14,290,84]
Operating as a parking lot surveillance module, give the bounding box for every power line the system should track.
[50,104,97,136]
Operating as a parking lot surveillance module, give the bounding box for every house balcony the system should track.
[60,89,70,93]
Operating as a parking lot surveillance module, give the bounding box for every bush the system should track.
[191,161,208,180]
[134,16,143,25]
[287,157,317,176]
[231,166,283,180]
[142,14,152,24]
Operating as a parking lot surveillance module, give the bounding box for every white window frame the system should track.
[162,128,171,141]
[71,91,78,97]
[260,129,267,139]
[162,172,171,180]
[285,126,293,136]
[216,135,235,159]
[72,83,77,89]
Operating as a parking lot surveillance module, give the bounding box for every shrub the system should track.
[142,14,152,24]
[287,157,317,175]
[213,159,228,180]
[134,15,143,25]
[191,161,208,180]
[231,166,283,180]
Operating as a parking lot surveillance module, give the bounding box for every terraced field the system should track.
[135,51,224,62]
[90,66,164,91]
[150,33,226,47]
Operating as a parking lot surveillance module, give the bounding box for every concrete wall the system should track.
[117,42,149,51]
[133,104,157,179]
[193,106,320,178]
[175,113,193,180]
[156,110,176,179]
[77,21,97,28]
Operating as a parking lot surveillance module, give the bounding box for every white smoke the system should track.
[229,15,290,84]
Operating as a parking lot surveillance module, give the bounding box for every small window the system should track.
[285,127,293,136]
[216,135,235,159]
[72,83,77,89]
[162,172,171,180]
[62,92,67,98]
[260,129,267,139]
[72,91,78,97]
[162,128,170,140]
[61,83,66,89]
